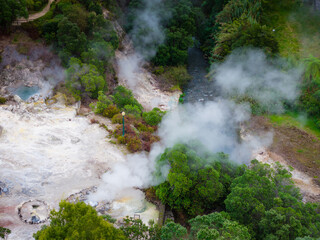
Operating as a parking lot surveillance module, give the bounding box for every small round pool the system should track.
[13,86,40,101]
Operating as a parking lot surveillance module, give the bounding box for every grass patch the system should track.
[268,112,320,139]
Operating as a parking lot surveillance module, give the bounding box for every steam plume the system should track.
[117,0,169,88]
[213,49,302,113]
[92,50,301,204]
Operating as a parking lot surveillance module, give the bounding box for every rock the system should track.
[0,125,3,136]
[49,135,63,145]
[14,95,23,103]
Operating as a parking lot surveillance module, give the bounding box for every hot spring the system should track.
[12,86,40,101]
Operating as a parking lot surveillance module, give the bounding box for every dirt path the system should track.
[13,0,55,25]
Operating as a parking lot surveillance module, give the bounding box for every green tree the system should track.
[33,201,126,240]
[81,41,114,74]
[90,91,113,114]
[66,58,106,99]
[155,144,225,217]
[222,160,320,239]
[120,217,161,240]
[189,212,251,240]
[124,104,142,118]
[259,207,307,240]
[160,220,187,240]
[0,0,28,32]
[57,18,87,58]
[142,108,165,126]
[154,27,193,66]
[112,86,143,111]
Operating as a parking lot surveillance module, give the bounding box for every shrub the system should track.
[103,105,119,118]
[66,58,107,100]
[153,66,164,75]
[112,86,143,111]
[134,122,155,133]
[127,136,142,152]
[0,97,7,104]
[161,66,191,88]
[142,108,165,126]
[117,135,126,144]
[90,91,113,114]
[33,201,125,240]
[123,104,142,118]
[111,113,123,124]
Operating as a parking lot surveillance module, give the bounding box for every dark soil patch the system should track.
[248,116,320,182]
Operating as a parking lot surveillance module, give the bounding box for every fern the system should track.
[304,55,320,82]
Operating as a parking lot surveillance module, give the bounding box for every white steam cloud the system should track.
[213,49,302,113]
[117,0,169,88]
[92,50,301,204]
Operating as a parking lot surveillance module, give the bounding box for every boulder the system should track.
[14,95,23,103]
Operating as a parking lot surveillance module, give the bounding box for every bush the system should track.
[112,86,143,111]
[117,135,126,144]
[153,66,164,75]
[127,136,142,153]
[33,201,125,240]
[111,113,123,124]
[90,91,113,114]
[103,105,120,118]
[134,122,155,133]
[123,104,142,118]
[66,58,107,100]
[142,108,165,126]
[0,97,7,104]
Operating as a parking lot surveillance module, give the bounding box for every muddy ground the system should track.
[248,116,320,191]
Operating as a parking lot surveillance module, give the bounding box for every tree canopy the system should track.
[33,201,126,240]
[0,0,28,32]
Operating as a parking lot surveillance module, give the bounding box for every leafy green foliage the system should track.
[120,217,161,240]
[57,17,87,58]
[225,160,320,239]
[124,104,142,118]
[189,212,251,240]
[103,105,120,118]
[112,86,143,111]
[0,97,7,104]
[142,108,165,126]
[153,143,320,239]
[0,226,11,239]
[90,91,113,114]
[300,56,320,128]
[200,0,298,62]
[155,143,242,217]
[126,0,195,66]
[212,17,278,61]
[26,0,48,12]
[153,27,193,66]
[160,220,187,240]
[66,58,106,100]
[113,114,160,153]
[33,0,118,101]
[157,66,191,90]
[0,0,28,32]
[33,201,126,240]
[81,41,114,74]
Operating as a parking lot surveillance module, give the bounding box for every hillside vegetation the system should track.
[1,0,320,239]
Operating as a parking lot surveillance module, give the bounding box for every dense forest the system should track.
[1,0,320,239]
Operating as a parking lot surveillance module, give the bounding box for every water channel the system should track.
[184,47,218,103]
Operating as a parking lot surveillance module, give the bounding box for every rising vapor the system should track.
[93,47,302,204]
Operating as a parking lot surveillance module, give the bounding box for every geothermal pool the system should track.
[0,98,158,239]
[12,86,40,101]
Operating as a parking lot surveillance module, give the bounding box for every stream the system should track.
[184,47,218,103]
